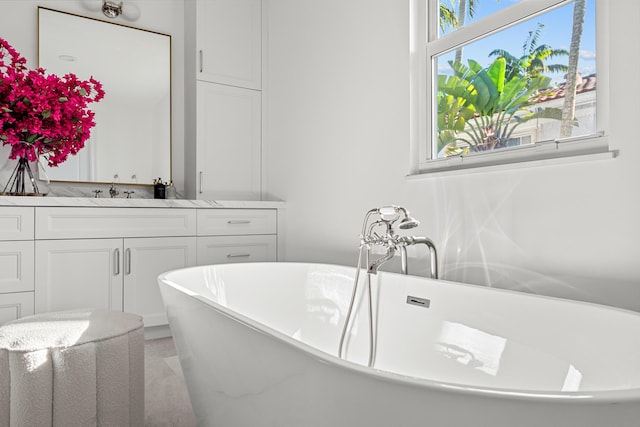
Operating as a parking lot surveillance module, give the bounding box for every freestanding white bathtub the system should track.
[158,262,640,427]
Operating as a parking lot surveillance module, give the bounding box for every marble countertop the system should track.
[0,196,285,209]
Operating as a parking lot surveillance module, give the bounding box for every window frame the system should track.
[409,0,611,175]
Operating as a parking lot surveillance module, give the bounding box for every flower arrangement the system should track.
[0,37,104,178]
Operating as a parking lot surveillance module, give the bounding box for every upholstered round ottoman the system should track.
[0,309,144,426]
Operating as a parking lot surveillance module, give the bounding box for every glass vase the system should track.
[1,157,48,196]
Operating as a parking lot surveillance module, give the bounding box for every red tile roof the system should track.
[534,73,596,102]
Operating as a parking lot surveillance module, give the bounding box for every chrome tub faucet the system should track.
[360,206,438,278]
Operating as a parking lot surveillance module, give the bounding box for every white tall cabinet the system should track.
[185,0,263,200]
[196,0,262,89]
[196,82,261,200]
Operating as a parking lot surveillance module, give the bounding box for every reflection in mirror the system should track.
[38,7,171,185]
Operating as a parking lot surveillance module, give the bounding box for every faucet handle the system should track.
[93,189,102,198]
[123,190,135,199]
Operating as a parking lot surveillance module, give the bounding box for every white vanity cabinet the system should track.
[0,207,35,324]
[0,201,280,328]
[34,207,197,327]
[185,0,264,201]
[195,0,262,90]
[197,209,277,265]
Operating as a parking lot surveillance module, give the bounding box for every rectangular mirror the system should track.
[38,7,171,185]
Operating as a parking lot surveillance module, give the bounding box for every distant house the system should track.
[506,73,597,146]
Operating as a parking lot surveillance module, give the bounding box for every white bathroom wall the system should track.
[0,0,184,194]
[265,0,640,312]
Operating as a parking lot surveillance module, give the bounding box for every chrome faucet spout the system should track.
[367,245,396,275]
[398,236,438,279]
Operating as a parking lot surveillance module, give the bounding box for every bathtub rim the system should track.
[158,261,640,404]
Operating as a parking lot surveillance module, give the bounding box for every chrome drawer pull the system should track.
[227,253,251,258]
[227,220,251,224]
[125,248,131,275]
[114,248,120,275]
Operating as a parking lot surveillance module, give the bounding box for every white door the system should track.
[196,81,262,200]
[123,237,197,327]
[35,239,123,313]
[196,0,262,89]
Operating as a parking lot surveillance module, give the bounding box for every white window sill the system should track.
[408,134,614,179]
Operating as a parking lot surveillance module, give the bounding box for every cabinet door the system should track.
[0,292,34,325]
[0,206,34,240]
[196,0,262,89]
[123,237,197,327]
[197,235,276,265]
[0,240,34,293]
[196,81,261,200]
[35,239,123,314]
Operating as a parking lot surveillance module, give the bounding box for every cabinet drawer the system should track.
[0,241,34,293]
[0,292,34,325]
[0,207,34,240]
[197,235,276,265]
[197,209,276,236]
[36,207,197,239]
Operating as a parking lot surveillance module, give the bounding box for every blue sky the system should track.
[438,0,596,84]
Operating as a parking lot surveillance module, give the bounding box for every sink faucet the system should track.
[109,183,119,198]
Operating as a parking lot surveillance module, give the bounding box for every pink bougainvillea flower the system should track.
[0,37,105,166]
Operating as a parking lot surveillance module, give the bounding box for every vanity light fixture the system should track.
[102,0,123,18]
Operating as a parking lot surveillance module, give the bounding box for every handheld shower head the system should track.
[396,206,420,230]
[398,216,420,229]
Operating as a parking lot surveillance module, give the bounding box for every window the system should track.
[410,0,609,174]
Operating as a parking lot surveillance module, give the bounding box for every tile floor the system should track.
[144,337,196,426]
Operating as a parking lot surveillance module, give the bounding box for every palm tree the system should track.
[560,0,587,137]
[439,0,477,40]
[454,0,478,63]
[439,4,457,30]
[488,23,569,82]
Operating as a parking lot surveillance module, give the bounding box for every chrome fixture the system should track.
[93,189,102,198]
[338,206,438,367]
[78,0,140,22]
[109,183,119,198]
[359,206,435,277]
[123,190,134,199]
[397,236,438,279]
[102,0,123,18]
